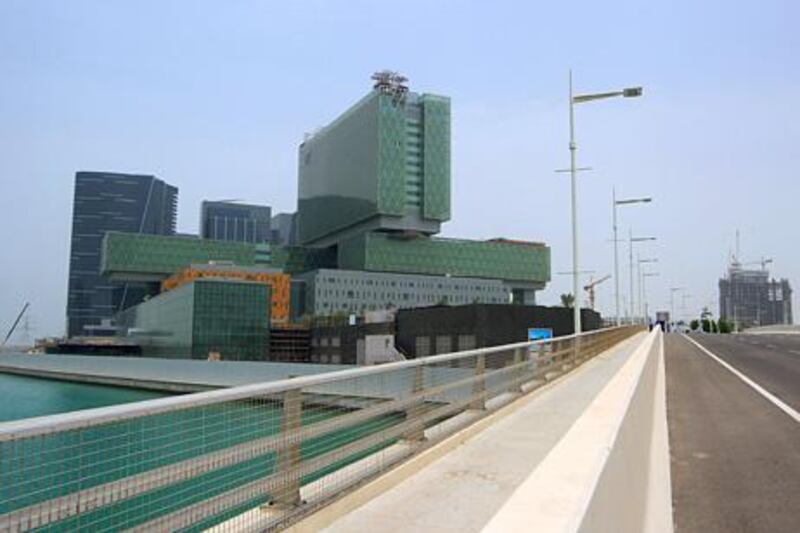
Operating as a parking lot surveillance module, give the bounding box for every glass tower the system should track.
[66,171,177,337]
[200,201,272,243]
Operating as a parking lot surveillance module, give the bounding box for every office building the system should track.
[66,171,177,337]
[102,232,272,280]
[719,264,793,328]
[271,212,298,245]
[116,279,270,360]
[200,201,272,243]
[298,72,450,246]
[99,74,550,323]
[297,268,511,316]
[162,264,291,323]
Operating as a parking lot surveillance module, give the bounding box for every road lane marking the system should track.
[682,334,800,424]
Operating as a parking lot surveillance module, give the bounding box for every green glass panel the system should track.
[116,279,270,360]
[376,93,407,216]
[337,232,550,284]
[102,232,265,279]
[422,95,451,221]
[297,92,381,244]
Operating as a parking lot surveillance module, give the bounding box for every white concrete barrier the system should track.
[483,330,672,533]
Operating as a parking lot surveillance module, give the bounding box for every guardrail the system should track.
[0,325,641,532]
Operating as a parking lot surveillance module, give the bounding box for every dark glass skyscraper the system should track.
[66,171,177,337]
[200,201,272,243]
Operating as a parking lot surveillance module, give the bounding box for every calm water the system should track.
[0,371,401,531]
[0,372,169,422]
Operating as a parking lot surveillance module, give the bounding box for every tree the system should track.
[690,319,700,331]
[718,318,733,334]
[560,293,575,309]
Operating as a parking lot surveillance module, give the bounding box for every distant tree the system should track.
[690,319,700,331]
[718,318,733,334]
[560,293,575,308]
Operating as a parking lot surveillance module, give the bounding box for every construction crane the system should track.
[739,258,773,271]
[583,275,611,310]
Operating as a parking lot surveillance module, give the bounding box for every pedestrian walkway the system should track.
[319,332,647,533]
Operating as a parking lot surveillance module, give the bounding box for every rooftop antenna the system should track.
[734,229,741,266]
[371,70,409,102]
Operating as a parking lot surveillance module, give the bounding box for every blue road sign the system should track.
[528,328,553,341]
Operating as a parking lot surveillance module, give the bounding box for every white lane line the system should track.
[790,350,800,356]
[682,334,800,424]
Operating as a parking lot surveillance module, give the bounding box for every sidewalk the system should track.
[319,332,647,533]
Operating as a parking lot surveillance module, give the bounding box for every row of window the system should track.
[319,277,506,292]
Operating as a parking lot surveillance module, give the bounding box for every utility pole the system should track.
[568,70,580,335]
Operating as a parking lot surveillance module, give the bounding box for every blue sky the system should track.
[1,0,798,339]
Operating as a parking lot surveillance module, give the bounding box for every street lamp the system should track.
[629,232,656,323]
[670,287,684,331]
[637,256,658,320]
[642,271,659,324]
[680,293,693,324]
[613,191,652,326]
[568,71,643,335]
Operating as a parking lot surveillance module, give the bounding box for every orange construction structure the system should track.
[162,266,291,323]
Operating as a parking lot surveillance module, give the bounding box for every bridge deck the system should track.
[666,333,800,532]
[316,333,646,533]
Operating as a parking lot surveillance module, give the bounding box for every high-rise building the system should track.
[99,74,551,323]
[200,201,272,243]
[719,264,793,328]
[271,212,298,246]
[66,171,177,337]
[298,72,450,246]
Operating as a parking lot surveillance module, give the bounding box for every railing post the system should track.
[274,388,302,507]
[471,353,486,410]
[404,365,427,441]
[509,347,526,393]
[573,334,582,364]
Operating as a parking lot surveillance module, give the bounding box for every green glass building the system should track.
[100,75,551,320]
[115,279,270,360]
[337,233,549,286]
[102,232,272,281]
[298,85,451,246]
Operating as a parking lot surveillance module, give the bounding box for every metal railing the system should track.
[0,325,641,532]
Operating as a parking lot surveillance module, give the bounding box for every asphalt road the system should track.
[665,333,800,533]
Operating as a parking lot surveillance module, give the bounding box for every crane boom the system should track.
[583,274,611,290]
[2,302,29,347]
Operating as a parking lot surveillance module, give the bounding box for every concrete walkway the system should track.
[320,332,647,533]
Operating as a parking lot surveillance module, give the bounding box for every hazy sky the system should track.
[1,0,798,340]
